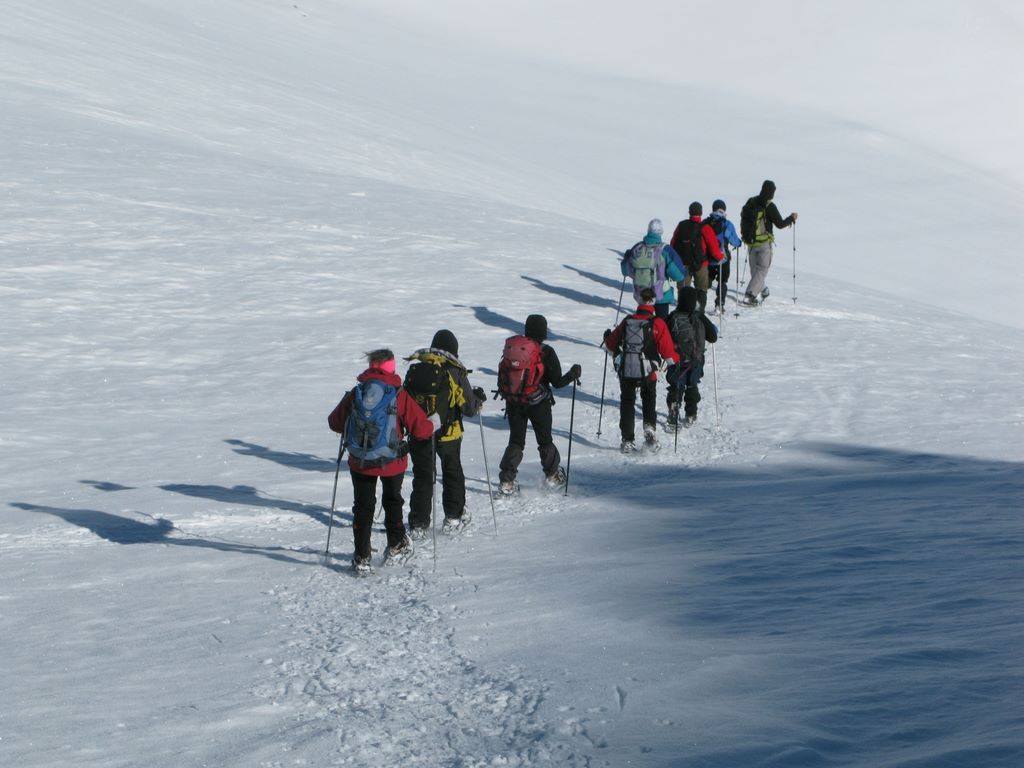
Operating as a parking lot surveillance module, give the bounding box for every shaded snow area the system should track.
[2,1,1023,767]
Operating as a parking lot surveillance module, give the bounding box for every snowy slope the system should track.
[2,2,1023,767]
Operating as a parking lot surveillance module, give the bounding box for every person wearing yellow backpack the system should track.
[739,180,799,305]
[403,330,486,536]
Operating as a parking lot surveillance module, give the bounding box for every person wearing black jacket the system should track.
[497,314,581,495]
[665,288,719,428]
[743,179,798,305]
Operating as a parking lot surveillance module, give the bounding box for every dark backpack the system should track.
[345,380,401,468]
[403,360,453,431]
[702,215,724,237]
[497,335,546,403]
[668,311,706,370]
[740,196,763,245]
[616,316,659,381]
[671,219,705,273]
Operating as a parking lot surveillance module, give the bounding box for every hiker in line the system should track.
[704,199,743,312]
[602,287,679,454]
[621,218,686,319]
[328,348,437,574]
[403,330,486,537]
[665,287,719,429]
[497,314,581,494]
[671,202,724,314]
[740,179,798,305]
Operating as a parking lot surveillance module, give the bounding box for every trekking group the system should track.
[327,180,796,573]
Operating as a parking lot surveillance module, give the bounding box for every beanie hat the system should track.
[678,286,698,313]
[712,199,726,213]
[524,314,548,342]
[688,201,702,216]
[430,329,459,356]
[647,218,663,236]
[760,179,776,198]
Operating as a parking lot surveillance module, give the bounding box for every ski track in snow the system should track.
[256,529,608,767]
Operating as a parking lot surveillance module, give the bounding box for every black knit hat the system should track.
[712,199,726,212]
[524,314,548,341]
[760,180,776,198]
[688,201,703,216]
[430,329,459,356]
[678,287,698,313]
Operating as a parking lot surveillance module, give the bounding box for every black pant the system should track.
[709,261,731,308]
[408,436,467,527]
[350,470,406,559]
[666,365,703,417]
[499,398,560,482]
[619,376,658,440]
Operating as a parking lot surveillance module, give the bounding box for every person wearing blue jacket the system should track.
[703,200,743,312]
[621,219,687,319]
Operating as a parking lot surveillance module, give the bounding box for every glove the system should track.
[568,363,582,382]
[603,328,611,341]
[473,386,486,403]
[428,413,442,433]
[397,440,411,458]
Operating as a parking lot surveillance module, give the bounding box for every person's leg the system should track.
[529,399,561,477]
[350,470,377,560]
[498,404,528,484]
[406,437,433,530]
[379,472,406,548]
[640,377,658,431]
[619,379,638,442]
[437,438,466,519]
[746,244,773,299]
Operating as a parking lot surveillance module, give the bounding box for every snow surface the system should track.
[2,1,1023,767]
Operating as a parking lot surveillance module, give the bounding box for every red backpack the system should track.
[497,335,545,403]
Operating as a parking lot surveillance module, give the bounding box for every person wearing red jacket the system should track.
[671,201,724,314]
[602,288,680,453]
[328,348,437,573]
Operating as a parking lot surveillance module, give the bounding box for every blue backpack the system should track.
[345,380,401,468]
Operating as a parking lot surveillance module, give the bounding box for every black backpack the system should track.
[740,195,763,245]
[668,311,706,370]
[672,219,705,273]
[403,360,453,430]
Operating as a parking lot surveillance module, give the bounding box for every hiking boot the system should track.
[442,512,472,534]
[742,293,759,306]
[761,287,770,299]
[352,554,373,575]
[620,440,637,454]
[683,413,697,427]
[383,535,413,565]
[544,467,567,489]
[408,526,431,541]
[499,479,519,496]
[643,424,660,453]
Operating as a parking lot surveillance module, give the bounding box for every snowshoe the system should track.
[620,440,637,454]
[442,512,472,535]
[643,425,660,454]
[408,526,431,542]
[543,467,567,490]
[352,554,373,576]
[683,414,697,428]
[499,479,520,496]
[382,536,413,566]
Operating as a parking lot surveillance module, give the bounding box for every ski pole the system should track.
[711,341,721,428]
[673,374,684,454]
[477,412,498,536]
[430,432,438,570]
[564,380,577,496]
[324,434,345,556]
[792,222,798,304]
[597,349,609,437]
[614,275,626,323]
